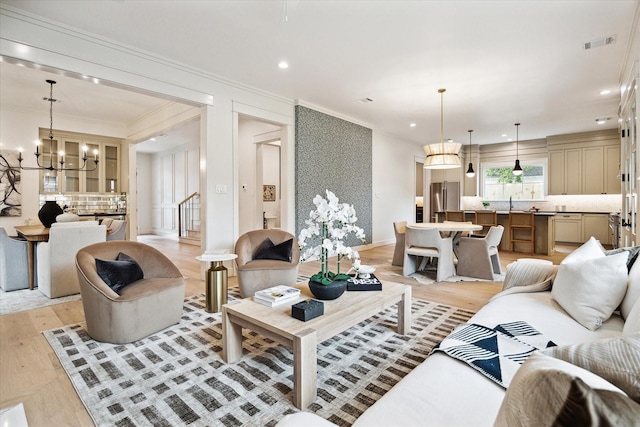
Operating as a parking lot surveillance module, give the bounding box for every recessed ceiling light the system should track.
[507,138,513,142]
[409,123,416,127]
[356,97,374,104]
[600,89,611,95]
[278,61,289,69]
[596,118,610,124]
[501,134,507,137]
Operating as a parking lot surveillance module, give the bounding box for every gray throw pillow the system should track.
[605,245,640,272]
[96,252,144,293]
[254,238,293,262]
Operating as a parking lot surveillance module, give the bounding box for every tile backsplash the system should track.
[462,194,621,213]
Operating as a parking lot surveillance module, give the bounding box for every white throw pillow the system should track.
[552,251,628,330]
[623,298,640,336]
[560,236,604,264]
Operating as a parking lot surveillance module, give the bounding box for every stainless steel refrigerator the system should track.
[430,182,460,222]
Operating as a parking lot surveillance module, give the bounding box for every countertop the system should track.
[78,212,127,217]
[461,210,616,216]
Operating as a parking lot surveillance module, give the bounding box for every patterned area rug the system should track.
[0,288,81,315]
[44,292,474,427]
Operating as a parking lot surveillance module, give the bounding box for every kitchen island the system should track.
[435,211,556,255]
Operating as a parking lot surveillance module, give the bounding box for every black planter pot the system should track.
[38,200,63,228]
[308,279,347,300]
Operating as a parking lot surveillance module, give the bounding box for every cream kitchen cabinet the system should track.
[554,213,582,243]
[583,146,621,195]
[582,214,612,246]
[549,149,581,195]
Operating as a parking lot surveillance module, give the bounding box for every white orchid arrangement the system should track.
[298,190,366,285]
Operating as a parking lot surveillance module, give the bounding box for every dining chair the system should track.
[403,225,455,282]
[0,227,30,291]
[392,221,407,266]
[456,225,504,280]
[445,210,465,222]
[509,211,535,255]
[106,220,127,241]
[37,221,107,298]
[474,210,498,236]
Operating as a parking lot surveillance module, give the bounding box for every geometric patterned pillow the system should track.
[543,333,640,403]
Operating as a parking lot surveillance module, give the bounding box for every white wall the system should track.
[372,130,425,245]
[136,152,153,234]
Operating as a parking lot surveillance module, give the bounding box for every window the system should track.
[481,159,546,201]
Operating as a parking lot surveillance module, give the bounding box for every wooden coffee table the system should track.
[221,280,411,409]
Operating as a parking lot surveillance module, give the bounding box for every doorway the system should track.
[237,115,285,235]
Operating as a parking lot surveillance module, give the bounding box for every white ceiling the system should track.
[1,0,638,149]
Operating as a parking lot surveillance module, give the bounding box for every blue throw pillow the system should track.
[254,238,293,262]
[96,252,144,293]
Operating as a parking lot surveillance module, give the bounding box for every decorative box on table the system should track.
[347,274,382,291]
[291,299,324,321]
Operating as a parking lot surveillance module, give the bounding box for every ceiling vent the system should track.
[583,35,616,50]
[356,97,374,104]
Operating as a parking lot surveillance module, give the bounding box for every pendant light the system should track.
[512,123,523,176]
[423,88,461,169]
[465,129,475,178]
[18,80,99,172]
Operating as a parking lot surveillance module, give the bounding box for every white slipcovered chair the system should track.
[403,226,455,282]
[392,221,406,266]
[0,227,30,291]
[37,221,106,298]
[456,225,504,280]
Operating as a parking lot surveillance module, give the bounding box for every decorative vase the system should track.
[38,201,63,228]
[308,279,347,300]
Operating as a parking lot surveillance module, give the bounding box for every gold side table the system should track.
[196,253,238,313]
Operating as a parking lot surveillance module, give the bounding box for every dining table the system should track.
[14,225,50,290]
[408,222,483,259]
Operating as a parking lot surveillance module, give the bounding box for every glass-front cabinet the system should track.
[38,129,121,194]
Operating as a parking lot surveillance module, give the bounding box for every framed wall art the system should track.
[263,185,276,202]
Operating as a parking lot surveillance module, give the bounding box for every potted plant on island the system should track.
[298,190,366,300]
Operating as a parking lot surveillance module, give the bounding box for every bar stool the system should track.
[445,210,465,222]
[509,211,535,255]
[474,210,498,236]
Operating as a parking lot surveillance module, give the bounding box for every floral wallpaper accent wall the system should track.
[295,105,373,246]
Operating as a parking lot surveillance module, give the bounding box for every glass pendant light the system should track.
[512,123,523,176]
[465,129,475,178]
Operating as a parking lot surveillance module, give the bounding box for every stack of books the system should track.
[253,285,301,307]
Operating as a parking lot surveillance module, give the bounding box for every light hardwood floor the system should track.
[0,236,572,426]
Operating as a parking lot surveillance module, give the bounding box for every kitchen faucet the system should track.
[509,196,513,211]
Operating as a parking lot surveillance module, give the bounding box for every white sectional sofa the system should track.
[278,238,640,426]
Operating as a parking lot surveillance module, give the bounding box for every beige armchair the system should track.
[76,241,186,344]
[37,221,106,298]
[403,226,455,282]
[456,225,504,280]
[234,229,300,298]
[392,221,406,266]
[0,227,30,291]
